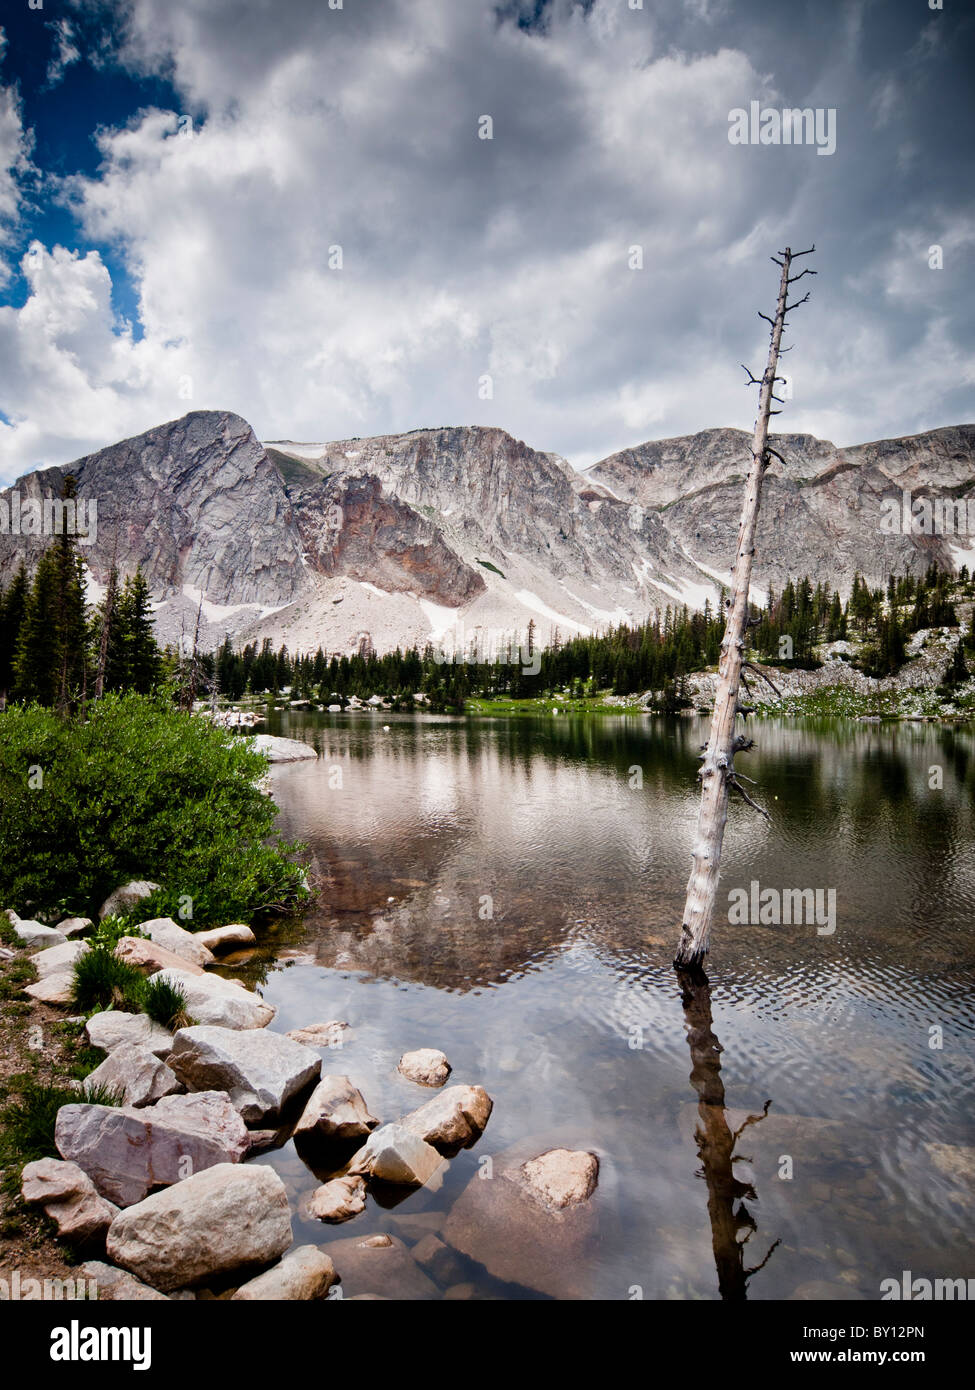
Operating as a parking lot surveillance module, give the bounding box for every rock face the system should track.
[140,917,216,968]
[55,1092,250,1206]
[320,1232,439,1300]
[85,1010,174,1058]
[349,1123,444,1187]
[115,935,205,977]
[195,924,257,953]
[21,1158,118,1245]
[99,881,160,920]
[293,1076,379,1145]
[166,1025,321,1124]
[149,967,275,1029]
[232,1245,336,1300]
[399,1085,493,1151]
[398,1048,451,1087]
[106,1162,292,1291]
[299,1174,367,1224]
[83,1042,184,1108]
[444,1144,601,1300]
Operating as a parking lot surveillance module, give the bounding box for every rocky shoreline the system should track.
[1,886,601,1301]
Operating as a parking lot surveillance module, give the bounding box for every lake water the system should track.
[229,711,975,1300]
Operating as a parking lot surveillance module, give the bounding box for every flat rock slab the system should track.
[444,1142,601,1300]
[167,1024,321,1124]
[195,923,257,954]
[25,972,75,1005]
[14,920,67,950]
[250,734,318,762]
[99,881,161,920]
[150,967,275,1029]
[349,1123,444,1187]
[321,1233,439,1300]
[85,1010,174,1058]
[55,1091,250,1206]
[31,939,89,978]
[294,1075,379,1145]
[106,1163,292,1291]
[115,935,205,977]
[232,1245,336,1300]
[140,917,216,968]
[83,1042,184,1108]
[299,1175,367,1224]
[22,1158,119,1245]
[287,1020,350,1049]
[399,1085,493,1152]
[398,1048,451,1087]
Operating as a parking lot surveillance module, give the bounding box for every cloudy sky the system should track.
[0,0,972,483]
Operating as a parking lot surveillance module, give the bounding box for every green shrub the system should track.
[141,976,190,1030]
[0,692,311,925]
[71,945,145,1013]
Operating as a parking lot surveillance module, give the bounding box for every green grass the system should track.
[476,558,507,578]
[70,946,146,1014]
[141,976,190,1030]
[0,1078,123,1176]
[0,956,38,1002]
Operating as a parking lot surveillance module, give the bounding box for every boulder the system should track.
[299,1175,368,1224]
[21,1158,119,1245]
[81,1261,170,1300]
[349,1123,444,1187]
[85,1010,174,1058]
[398,1048,451,1087]
[321,1233,439,1300]
[294,1076,379,1145]
[399,1085,493,1151]
[106,1163,292,1291]
[166,1025,320,1124]
[30,939,89,978]
[250,734,318,762]
[287,1021,349,1049]
[444,1143,601,1300]
[232,1246,336,1300]
[83,1042,184,1108]
[55,1091,250,1206]
[411,1233,468,1287]
[140,917,215,969]
[13,919,67,950]
[24,973,75,1005]
[149,968,275,1029]
[57,917,94,938]
[99,881,160,920]
[195,923,257,954]
[114,935,205,977]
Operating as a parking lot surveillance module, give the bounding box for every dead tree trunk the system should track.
[675,246,815,967]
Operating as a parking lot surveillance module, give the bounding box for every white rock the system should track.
[194,923,257,953]
[250,734,318,762]
[140,917,216,968]
[106,1163,292,1291]
[30,939,89,978]
[13,920,67,950]
[349,1123,444,1186]
[81,1261,170,1300]
[286,1020,349,1049]
[57,917,94,938]
[24,972,76,1005]
[150,968,275,1029]
[398,1048,451,1087]
[115,935,205,977]
[166,1024,320,1124]
[399,1085,493,1151]
[55,1091,250,1206]
[293,1075,379,1145]
[21,1158,119,1245]
[99,881,161,920]
[232,1245,336,1300]
[299,1174,367,1224]
[83,1042,184,1108]
[85,1010,174,1058]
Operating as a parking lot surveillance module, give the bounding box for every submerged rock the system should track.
[21,1158,119,1245]
[287,1020,350,1049]
[83,1042,184,1108]
[55,1091,250,1206]
[232,1246,336,1300]
[293,1075,379,1145]
[398,1048,451,1087]
[166,1024,321,1124]
[320,1232,439,1300]
[399,1085,492,1151]
[106,1163,292,1291]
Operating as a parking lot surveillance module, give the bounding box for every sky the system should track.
[0,0,973,484]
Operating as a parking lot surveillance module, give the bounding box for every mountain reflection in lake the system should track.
[234,711,975,1300]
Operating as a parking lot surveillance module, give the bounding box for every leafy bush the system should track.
[71,945,145,1014]
[141,975,190,1030]
[0,692,310,925]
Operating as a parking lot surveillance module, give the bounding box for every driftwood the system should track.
[674,247,814,967]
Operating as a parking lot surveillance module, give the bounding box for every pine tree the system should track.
[0,563,28,703]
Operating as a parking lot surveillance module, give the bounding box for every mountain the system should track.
[1,411,973,655]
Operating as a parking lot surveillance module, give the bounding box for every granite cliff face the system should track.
[2,412,973,655]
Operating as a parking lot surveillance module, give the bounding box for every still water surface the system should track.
[232,712,975,1300]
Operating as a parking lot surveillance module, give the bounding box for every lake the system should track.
[230,711,975,1300]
